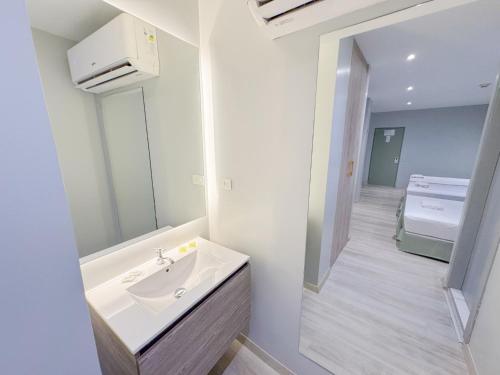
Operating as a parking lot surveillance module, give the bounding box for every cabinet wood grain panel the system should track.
[138,265,251,375]
[331,41,369,266]
[90,264,251,375]
[89,305,139,375]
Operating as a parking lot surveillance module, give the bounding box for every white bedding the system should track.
[407,181,468,201]
[404,195,464,241]
[410,174,470,186]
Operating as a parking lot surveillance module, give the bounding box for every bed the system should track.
[406,180,468,201]
[396,194,464,262]
[409,174,470,186]
[404,195,463,241]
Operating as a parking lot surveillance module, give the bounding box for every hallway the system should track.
[300,186,468,375]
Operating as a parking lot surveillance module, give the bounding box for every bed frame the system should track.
[395,197,453,262]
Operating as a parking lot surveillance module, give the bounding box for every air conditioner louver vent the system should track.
[246,0,432,40]
[84,69,138,91]
[76,62,133,85]
[250,0,319,21]
[68,13,160,94]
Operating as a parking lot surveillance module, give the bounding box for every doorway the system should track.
[368,127,405,187]
[300,1,500,374]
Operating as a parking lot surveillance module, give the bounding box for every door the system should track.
[331,41,369,265]
[368,127,405,187]
[100,88,158,242]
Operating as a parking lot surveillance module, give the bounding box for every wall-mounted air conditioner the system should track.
[247,0,429,39]
[67,13,159,94]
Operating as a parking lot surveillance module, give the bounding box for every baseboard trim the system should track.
[304,266,332,293]
[237,334,296,375]
[304,281,320,293]
[462,343,479,375]
[444,287,465,343]
[444,287,479,375]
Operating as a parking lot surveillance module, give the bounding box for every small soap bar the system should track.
[188,241,197,248]
[121,275,137,283]
[179,246,188,253]
[121,270,143,283]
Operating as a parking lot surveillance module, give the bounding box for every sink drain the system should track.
[174,287,187,299]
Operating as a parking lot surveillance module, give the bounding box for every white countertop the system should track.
[85,238,249,354]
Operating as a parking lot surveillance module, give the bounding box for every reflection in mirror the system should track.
[300,2,499,374]
[28,2,205,258]
[100,88,158,242]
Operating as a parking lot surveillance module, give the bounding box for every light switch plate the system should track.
[223,178,232,191]
[192,174,205,186]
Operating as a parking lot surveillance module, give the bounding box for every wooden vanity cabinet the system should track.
[90,264,251,375]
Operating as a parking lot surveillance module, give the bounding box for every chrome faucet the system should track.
[155,248,175,266]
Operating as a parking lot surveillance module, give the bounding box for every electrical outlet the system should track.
[223,178,232,191]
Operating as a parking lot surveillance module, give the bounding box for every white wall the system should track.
[469,241,500,375]
[0,2,101,373]
[362,105,488,188]
[139,29,206,228]
[31,28,119,257]
[99,88,157,241]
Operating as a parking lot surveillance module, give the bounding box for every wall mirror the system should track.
[300,1,500,374]
[27,0,205,259]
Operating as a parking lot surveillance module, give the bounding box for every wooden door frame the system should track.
[330,40,369,266]
[367,126,405,188]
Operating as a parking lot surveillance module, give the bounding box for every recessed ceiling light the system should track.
[407,54,416,61]
[407,101,412,106]
[407,86,414,91]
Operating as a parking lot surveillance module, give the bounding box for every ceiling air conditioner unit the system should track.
[67,13,159,94]
[247,0,429,39]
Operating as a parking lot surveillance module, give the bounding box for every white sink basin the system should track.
[85,238,249,354]
[126,249,224,313]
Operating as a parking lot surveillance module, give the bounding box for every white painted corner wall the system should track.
[197,1,350,373]
[31,28,120,257]
[0,2,101,374]
[104,0,200,47]
[469,242,500,375]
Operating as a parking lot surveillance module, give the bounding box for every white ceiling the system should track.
[27,0,120,42]
[356,0,500,113]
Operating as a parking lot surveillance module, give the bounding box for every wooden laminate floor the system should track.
[300,186,468,375]
[210,339,279,375]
